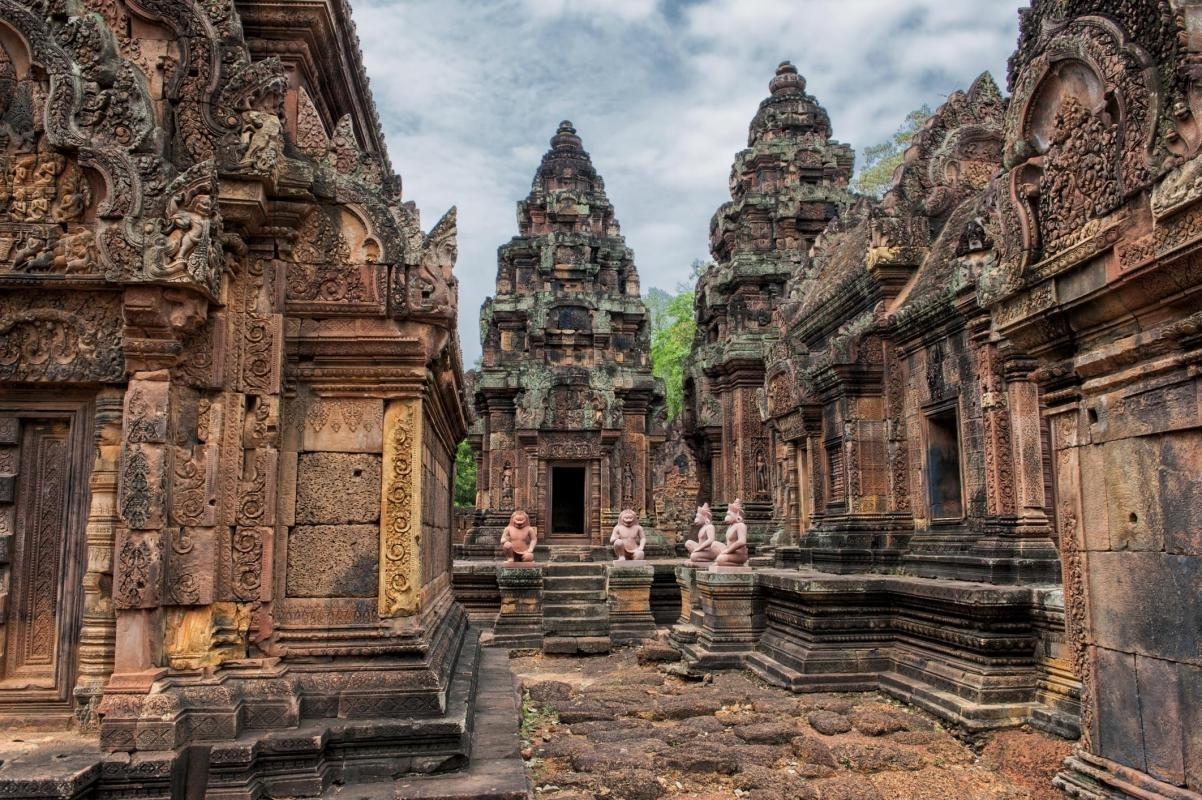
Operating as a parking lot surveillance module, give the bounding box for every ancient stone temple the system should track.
[453,122,667,657]
[0,1,514,797]
[675,64,1079,734]
[674,4,1202,799]
[683,62,856,548]
[466,121,665,553]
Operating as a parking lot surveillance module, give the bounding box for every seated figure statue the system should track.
[610,508,646,561]
[714,499,749,567]
[500,509,537,563]
[686,503,720,564]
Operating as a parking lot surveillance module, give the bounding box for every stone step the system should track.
[543,625,611,637]
[542,575,607,590]
[543,589,606,601]
[542,604,608,620]
[543,586,605,595]
[542,563,608,577]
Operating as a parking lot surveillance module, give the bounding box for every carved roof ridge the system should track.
[328,0,391,175]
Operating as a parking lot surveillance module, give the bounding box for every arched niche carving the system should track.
[999,15,1159,278]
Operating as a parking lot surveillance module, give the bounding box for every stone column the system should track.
[492,564,544,650]
[1004,359,1053,536]
[73,389,124,732]
[969,355,1059,583]
[607,563,655,644]
[692,569,763,670]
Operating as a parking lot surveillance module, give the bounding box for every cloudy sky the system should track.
[353,0,1027,364]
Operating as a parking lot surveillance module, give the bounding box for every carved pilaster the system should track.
[380,398,422,617]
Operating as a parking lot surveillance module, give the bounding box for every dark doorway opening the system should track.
[926,407,964,521]
[550,466,586,538]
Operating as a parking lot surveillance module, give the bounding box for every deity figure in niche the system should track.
[500,461,514,507]
[714,498,748,567]
[686,503,719,564]
[755,450,768,496]
[610,508,646,561]
[500,509,537,563]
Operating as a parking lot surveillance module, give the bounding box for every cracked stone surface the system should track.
[513,646,1072,800]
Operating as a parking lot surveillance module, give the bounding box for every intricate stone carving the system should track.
[411,207,457,321]
[230,527,265,602]
[144,162,224,294]
[380,399,421,616]
[0,292,123,382]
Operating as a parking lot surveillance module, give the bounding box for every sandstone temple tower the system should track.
[683,62,856,546]
[467,121,665,553]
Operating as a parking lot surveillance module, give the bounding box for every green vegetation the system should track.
[453,439,476,508]
[648,260,705,421]
[519,694,558,746]
[851,105,933,198]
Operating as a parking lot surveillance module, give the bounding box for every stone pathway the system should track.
[513,644,1071,800]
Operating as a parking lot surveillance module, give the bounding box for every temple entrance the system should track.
[0,410,89,724]
[549,465,587,541]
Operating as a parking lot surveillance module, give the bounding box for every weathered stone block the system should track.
[119,443,167,531]
[1159,431,1202,556]
[1136,654,1185,785]
[1094,646,1144,772]
[286,525,378,598]
[294,452,380,524]
[1103,437,1162,552]
[1088,551,1202,662]
[123,376,170,444]
[1181,663,1202,791]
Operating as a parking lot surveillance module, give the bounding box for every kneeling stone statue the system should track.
[611,508,646,561]
[500,510,537,563]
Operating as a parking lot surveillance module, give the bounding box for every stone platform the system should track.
[0,629,529,799]
[670,566,1080,738]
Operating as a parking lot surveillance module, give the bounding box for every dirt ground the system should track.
[512,644,1072,800]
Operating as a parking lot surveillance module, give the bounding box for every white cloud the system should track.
[521,0,659,22]
[353,0,1027,365]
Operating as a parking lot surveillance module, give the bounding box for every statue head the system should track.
[694,503,712,525]
[620,508,638,526]
[509,510,528,529]
[725,499,744,523]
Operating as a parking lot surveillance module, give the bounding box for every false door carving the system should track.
[0,412,87,720]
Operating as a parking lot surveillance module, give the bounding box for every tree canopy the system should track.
[851,105,933,198]
[648,261,704,421]
[453,439,476,508]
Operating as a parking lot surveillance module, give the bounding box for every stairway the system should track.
[541,562,611,654]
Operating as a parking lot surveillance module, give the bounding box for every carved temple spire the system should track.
[469,120,665,547]
[519,119,620,240]
[748,61,834,144]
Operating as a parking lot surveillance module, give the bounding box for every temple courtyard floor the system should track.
[513,642,1071,800]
